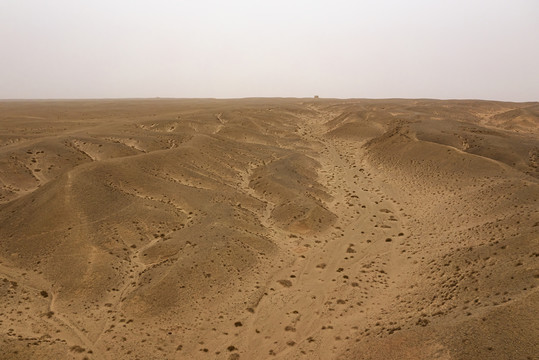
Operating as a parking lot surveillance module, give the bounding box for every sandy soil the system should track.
[0,98,537,360]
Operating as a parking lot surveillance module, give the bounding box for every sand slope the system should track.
[0,98,537,360]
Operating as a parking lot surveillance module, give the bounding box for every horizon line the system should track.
[0,96,537,104]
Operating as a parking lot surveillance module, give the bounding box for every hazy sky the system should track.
[1,0,538,100]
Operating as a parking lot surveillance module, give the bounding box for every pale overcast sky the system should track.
[1,0,538,100]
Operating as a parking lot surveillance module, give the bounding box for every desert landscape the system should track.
[0,98,537,360]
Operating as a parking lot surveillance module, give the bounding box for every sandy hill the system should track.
[0,98,537,360]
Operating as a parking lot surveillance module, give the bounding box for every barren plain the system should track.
[0,98,538,359]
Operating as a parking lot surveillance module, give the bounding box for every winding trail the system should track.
[230,107,410,359]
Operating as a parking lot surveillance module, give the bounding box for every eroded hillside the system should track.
[0,99,537,360]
